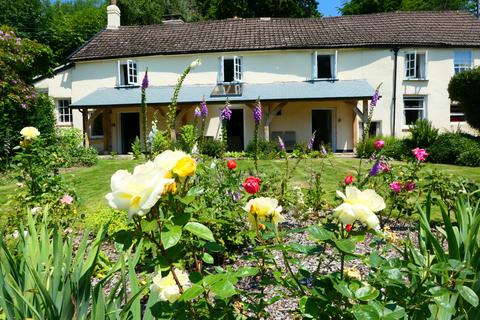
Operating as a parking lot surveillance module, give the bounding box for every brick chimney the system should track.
[107,0,121,29]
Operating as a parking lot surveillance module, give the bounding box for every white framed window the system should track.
[90,113,104,138]
[403,96,426,125]
[312,50,337,79]
[218,56,242,83]
[404,51,427,79]
[454,50,472,74]
[359,121,381,137]
[57,99,72,123]
[117,59,138,86]
[450,104,465,122]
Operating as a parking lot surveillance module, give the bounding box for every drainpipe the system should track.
[477,0,480,18]
[391,47,399,137]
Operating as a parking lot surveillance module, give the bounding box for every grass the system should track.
[1,156,479,218]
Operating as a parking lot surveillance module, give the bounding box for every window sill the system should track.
[312,78,339,82]
[57,123,73,127]
[115,84,140,89]
[403,78,429,81]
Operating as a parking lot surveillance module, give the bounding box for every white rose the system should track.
[150,269,191,303]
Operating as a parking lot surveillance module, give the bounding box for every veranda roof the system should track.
[70,80,375,108]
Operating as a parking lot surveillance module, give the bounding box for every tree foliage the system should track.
[448,67,480,131]
[197,0,320,20]
[0,26,56,164]
[340,0,475,15]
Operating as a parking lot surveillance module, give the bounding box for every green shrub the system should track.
[408,119,438,149]
[151,130,170,156]
[200,138,224,158]
[457,149,480,167]
[429,132,479,165]
[246,139,279,159]
[131,136,143,159]
[56,128,98,167]
[179,124,198,152]
[448,66,480,130]
[356,135,408,159]
[82,206,132,236]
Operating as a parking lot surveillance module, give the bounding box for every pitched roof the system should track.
[69,10,480,61]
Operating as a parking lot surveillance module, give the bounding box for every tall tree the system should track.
[197,0,320,20]
[117,0,200,25]
[340,0,473,15]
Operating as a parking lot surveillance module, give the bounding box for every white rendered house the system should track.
[34,3,480,154]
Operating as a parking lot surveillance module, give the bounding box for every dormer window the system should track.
[405,51,427,80]
[218,56,242,83]
[117,60,138,86]
[312,51,337,80]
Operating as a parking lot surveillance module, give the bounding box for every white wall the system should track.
[34,67,83,129]
[43,46,480,152]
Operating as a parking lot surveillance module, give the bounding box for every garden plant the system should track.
[0,59,479,320]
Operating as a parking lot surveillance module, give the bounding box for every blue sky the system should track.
[318,0,343,16]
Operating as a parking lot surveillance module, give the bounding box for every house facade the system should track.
[34,4,480,154]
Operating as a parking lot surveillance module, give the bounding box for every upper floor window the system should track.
[454,50,472,74]
[405,51,427,79]
[57,99,72,123]
[312,51,337,80]
[403,96,425,125]
[218,56,242,83]
[117,60,138,86]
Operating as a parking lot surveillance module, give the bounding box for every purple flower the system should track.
[278,136,285,151]
[21,103,27,109]
[253,101,262,124]
[141,69,149,90]
[389,181,402,193]
[220,102,232,121]
[232,191,241,202]
[369,161,381,176]
[321,145,328,156]
[370,89,379,107]
[194,107,201,118]
[307,132,315,151]
[200,100,208,118]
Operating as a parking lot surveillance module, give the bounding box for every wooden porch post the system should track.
[103,109,112,152]
[82,108,90,147]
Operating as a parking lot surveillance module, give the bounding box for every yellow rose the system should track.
[344,267,361,280]
[333,186,385,229]
[20,126,40,140]
[105,162,174,218]
[244,197,284,229]
[154,150,197,179]
[172,156,196,177]
[150,269,191,303]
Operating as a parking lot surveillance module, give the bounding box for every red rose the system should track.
[344,175,354,185]
[345,224,352,232]
[227,159,237,170]
[243,176,261,194]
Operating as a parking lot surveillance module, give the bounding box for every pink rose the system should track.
[411,148,429,162]
[374,140,385,150]
[404,181,416,191]
[60,194,74,205]
[389,181,402,193]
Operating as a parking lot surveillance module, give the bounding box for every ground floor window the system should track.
[57,99,72,123]
[450,105,465,122]
[90,113,104,138]
[359,121,381,137]
[403,96,425,125]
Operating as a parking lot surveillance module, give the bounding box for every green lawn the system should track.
[1,157,479,216]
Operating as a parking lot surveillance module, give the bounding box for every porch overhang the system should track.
[70,80,375,108]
